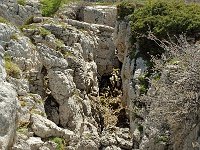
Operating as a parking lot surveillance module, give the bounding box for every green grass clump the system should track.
[50,137,65,150]
[39,27,51,37]
[4,55,21,79]
[40,0,81,17]
[0,16,9,24]
[24,16,34,25]
[17,0,26,6]
[40,0,62,17]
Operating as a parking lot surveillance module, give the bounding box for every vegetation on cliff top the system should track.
[131,1,200,39]
[117,0,200,59]
[40,0,80,17]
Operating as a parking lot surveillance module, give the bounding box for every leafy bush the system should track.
[131,1,200,39]
[129,0,200,58]
[50,137,65,150]
[17,0,26,6]
[117,1,200,60]
[117,1,136,20]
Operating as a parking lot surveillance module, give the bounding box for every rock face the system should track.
[0,81,18,150]
[2,0,199,150]
[83,6,117,27]
[0,0,41,25]
[0,46,19,150]
[0,1,132,149]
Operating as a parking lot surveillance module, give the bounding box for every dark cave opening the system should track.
[44,94,61,127]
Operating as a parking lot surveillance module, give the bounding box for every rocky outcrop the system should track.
[0,45,19,150]
[0,81,19,150]
[82,6,117,27]
[101,127,133,149]
[0,0,41,25]
[0,1,133,149]
[31,114,74,140]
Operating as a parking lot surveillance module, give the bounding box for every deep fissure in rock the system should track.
[44,94,60,126]
[98,70,130,128]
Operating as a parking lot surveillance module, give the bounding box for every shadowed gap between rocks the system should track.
[98,69,130,129]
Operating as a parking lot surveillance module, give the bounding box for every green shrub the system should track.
[4,55,21,79]
[50,137,65,150]
[117,0,200,60]
[131,1,200,38]
[40,0,81,17]
[138,74,149,95]
[40,0,62,17]
[117,1,136,20]
[129,0,200,59]
[17,0,26,6]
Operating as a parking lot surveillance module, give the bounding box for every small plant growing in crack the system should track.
[4,54,21,79]
[50,137,66,150]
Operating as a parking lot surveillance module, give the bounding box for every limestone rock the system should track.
[0,81,19,150]
[102,145,122,150]
[0,0,41,25]
[6,35,40,72]
[26,137,43,150]
[83,6,117,27]
[0,45,6,80]
[48,68,76,105]
[39,141,57,150]
[101,127,133,149]
[31,114,74,141]
[0,23,18,43]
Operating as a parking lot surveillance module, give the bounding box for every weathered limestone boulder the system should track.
[62,19,119,76]
[83,6,117,27]
[48,68,76,104]
[12,134,58,150]
[101,127,133,149]
[6,35,40,72]
[67,121,100,150]
[0,44,19,150]
[58,5,117,27]
[0,81,19,149]
[0,23,18,43]
[26,137,44,150]
[113,20,132,63]
[0,0,41,25]
[102,145,121,150]
[31,114,74,140]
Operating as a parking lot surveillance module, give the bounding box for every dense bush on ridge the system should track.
[117,1,200,59]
